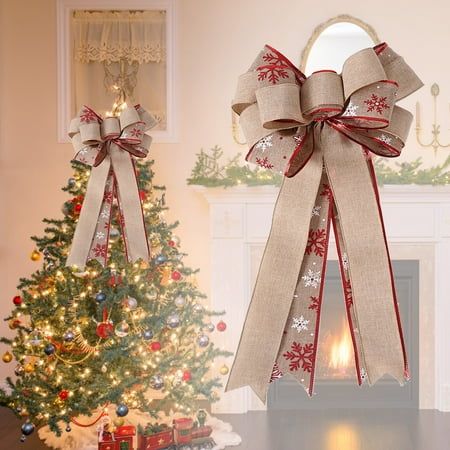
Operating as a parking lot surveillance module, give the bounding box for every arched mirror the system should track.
[300,15,380,75]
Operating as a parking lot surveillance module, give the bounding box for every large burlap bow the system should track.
[66,105,157,269]
[225,43,423,403]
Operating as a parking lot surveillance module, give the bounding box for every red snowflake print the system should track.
[308,296,320,312]
[320,184,333,201]
[80,107,99,123]
[256,51,289,84]
[305,228,327,257]
[103,191,113,204]
[256,156,274,169]
[269,362,283,383]
[344,279,353,308]
[364,94,390,115]
[92,244,107,258]
[283,342,314,372]
[130,127,143,138]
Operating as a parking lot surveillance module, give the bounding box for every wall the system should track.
[0,0,449,383]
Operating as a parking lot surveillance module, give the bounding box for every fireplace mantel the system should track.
[193,184,450,413]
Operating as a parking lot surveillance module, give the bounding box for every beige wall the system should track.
[0,0,449,380]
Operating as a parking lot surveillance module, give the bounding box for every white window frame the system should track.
[56,0,178,143]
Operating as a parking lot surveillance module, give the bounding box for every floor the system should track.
[219,409,450,450]
[1,407,449,450]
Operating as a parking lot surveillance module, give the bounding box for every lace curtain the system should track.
[72,10,167,129]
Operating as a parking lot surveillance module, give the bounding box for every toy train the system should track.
[99,418,215,450]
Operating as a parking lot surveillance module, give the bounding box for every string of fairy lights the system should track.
[2,159,232,442]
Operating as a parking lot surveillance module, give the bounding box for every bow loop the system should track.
[234,43,422,176]
[301,71,344,119]
[70,105,156,167]
[256,83,304,129]
[341,48,386,99]
[101,117,121,140]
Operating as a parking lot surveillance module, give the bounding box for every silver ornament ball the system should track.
[197,334,210,348]
[174,296,186,308]
[193,303,204,313]
[166,314,181,329]
[150,375,164,390]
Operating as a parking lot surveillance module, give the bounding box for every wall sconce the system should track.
[415,83,450,154]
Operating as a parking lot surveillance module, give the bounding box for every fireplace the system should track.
[267,260,419,409]
[194,184,450,413]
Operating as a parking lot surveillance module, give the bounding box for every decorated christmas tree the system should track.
[0,106,231,443]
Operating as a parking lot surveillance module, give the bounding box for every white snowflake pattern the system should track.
[292,315,310,332]
[379,134,393,145]
[342,252,349,271]
[360,367,367,382]
[302,269,321,289]
[255,135,273,151]
[100,207,110,219]
[342,102,359,116]
[311,205,321,217]
[96,231,106,240]
[78,148,88,155]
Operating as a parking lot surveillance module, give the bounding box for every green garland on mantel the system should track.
[187,146,450,188]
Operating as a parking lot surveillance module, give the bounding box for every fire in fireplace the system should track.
[268,260,419,409]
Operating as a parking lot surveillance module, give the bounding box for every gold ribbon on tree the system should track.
[66,105,157,269]
[225,43,423,403]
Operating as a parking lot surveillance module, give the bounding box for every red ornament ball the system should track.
[108,274,122,287]
[149,341,161,352]
[58,390,69,401]
[71,195,84,204]
[139,190,147,201]
[171,271,182,281]
[74,203,82,213]
[168,240,176,247]
[96,322,114,339]
[217,320,227,332]
[13,296,23,306]
[182,370,192,382]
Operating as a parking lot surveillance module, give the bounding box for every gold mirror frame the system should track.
[299,14,381,72]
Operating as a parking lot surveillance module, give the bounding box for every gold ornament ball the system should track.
[113,417,125,427]
[219,364,230,375]
[24,363,34,373]
[2,352,13,363]
[30,250,41,261]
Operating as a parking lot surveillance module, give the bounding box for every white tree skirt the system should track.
[38,406,241,450]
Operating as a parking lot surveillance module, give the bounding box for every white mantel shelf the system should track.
[193,183,450,202]
[193,184,450,413]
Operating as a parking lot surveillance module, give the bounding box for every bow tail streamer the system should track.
[66,157,112,268]
[322,124,407,385]
[274,170,333,395]
[225,130,324,403]
[226,124,408,403]
[110,144,150,264]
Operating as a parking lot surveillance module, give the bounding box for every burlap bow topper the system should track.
[66,105,157,270]
[225,43,423,403]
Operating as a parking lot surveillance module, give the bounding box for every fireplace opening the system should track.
[268,260,419,409]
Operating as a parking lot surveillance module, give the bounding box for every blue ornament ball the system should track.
[155,254,168,265]
[63,330,75,342]
[95,292,107,303]
[116,404,129,417]
[44,344,56,356]
[142,329,153,340]
[21,422,35,436]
